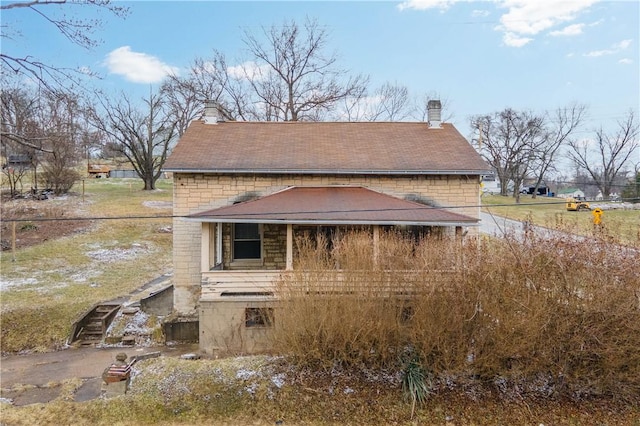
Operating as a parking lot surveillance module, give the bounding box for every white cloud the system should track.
[400,0,599,47]
[584,39,633,57]
[614,39,632,50]
[618,58,633,65]
[549,23,585,37]
[227,61,271,81]
[503,32,532,47]
[397,0,462,11]
[472,9,491,18]
[497,0,598,36]
[104,46,179,84]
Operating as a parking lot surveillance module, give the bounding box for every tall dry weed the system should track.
[272,230,640,402]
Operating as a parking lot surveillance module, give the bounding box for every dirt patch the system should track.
[0,194,92,251]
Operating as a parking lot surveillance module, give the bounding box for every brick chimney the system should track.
[203,100,220,124]
[427,100,442,129]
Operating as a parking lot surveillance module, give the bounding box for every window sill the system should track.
[230,259,263,268]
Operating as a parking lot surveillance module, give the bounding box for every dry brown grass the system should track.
[0,179,173,353]
[272,231,640,404]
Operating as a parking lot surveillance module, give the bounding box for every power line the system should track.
[3,198,638,223]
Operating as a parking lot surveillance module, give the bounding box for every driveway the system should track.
[479,211,526,237]
[1,344,199,405]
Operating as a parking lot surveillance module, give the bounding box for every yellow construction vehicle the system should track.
[566,197,591,211]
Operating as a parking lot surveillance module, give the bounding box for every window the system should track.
[245,308,273,327]
[233,223,261,260]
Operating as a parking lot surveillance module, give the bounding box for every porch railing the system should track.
[200,269,459,301]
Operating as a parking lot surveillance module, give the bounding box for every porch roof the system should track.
[186,186,478,226]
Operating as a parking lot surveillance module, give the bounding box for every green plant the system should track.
[402,354,432,419]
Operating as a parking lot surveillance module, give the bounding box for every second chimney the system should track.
[427,100,442,129]
[203,100,220,124]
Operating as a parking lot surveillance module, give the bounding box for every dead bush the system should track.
[273,231,640,403]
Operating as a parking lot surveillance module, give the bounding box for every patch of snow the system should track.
[86,244,151,263]
[244,382,259,396]
[0,277,38,292]
[123,311,152,335]
[70,270,101,283]
[34,283,69,294]
[236,368,258,381]
[0,397,13,405]
[270,373,286,389]
[143,201,172,209]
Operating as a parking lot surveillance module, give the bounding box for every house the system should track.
[162,101,491,355]
[557,188,585,199]
[595,191,620,201]
[481,174,500,195]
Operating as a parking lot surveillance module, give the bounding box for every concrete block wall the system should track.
[172,173,481,314]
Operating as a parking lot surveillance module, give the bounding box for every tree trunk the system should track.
[143,176,155,190]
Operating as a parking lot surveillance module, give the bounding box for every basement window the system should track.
[245,308,274,328]
[400,305,414,324]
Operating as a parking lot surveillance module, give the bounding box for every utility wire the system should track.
[2,198,638,223]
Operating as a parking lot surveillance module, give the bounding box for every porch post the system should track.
[373,225,380,266]
[286,223,293,270]
[455,226,463,239]
[216,223,223,266]
[201,223,211,272]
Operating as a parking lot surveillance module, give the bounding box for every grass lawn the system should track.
[1,181,639,424]
[1,178,174,353]
[481,194,640,246]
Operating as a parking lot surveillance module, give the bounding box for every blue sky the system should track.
[2,0,638,140]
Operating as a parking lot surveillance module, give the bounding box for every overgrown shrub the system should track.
[273,230,640,403]
[39,166,80,195]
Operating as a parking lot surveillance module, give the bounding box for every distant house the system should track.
[7,154,32,166]
[163,101,491,355]
[595,191,620,201]
[481,175,501,195]
[557,188,585,199]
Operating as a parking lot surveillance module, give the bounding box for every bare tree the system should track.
[529,103,587,198]
[241,18,368,121]
[472,109,546,201]
[90,91,178,190]
[415,92,454,123]
[1,0,128,93]
[2,86,86,195]
[1,0,128,161]
[567,110,639,198]
[36,90,85,194]
[621,165,640,202]
[334,81,411,122]
[161,52,251,135]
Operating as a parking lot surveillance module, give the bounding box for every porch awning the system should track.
[186,186,478,227]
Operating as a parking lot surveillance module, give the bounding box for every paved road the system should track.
[479,211,526,237]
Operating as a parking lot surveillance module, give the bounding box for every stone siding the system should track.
[172,173,481,313]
